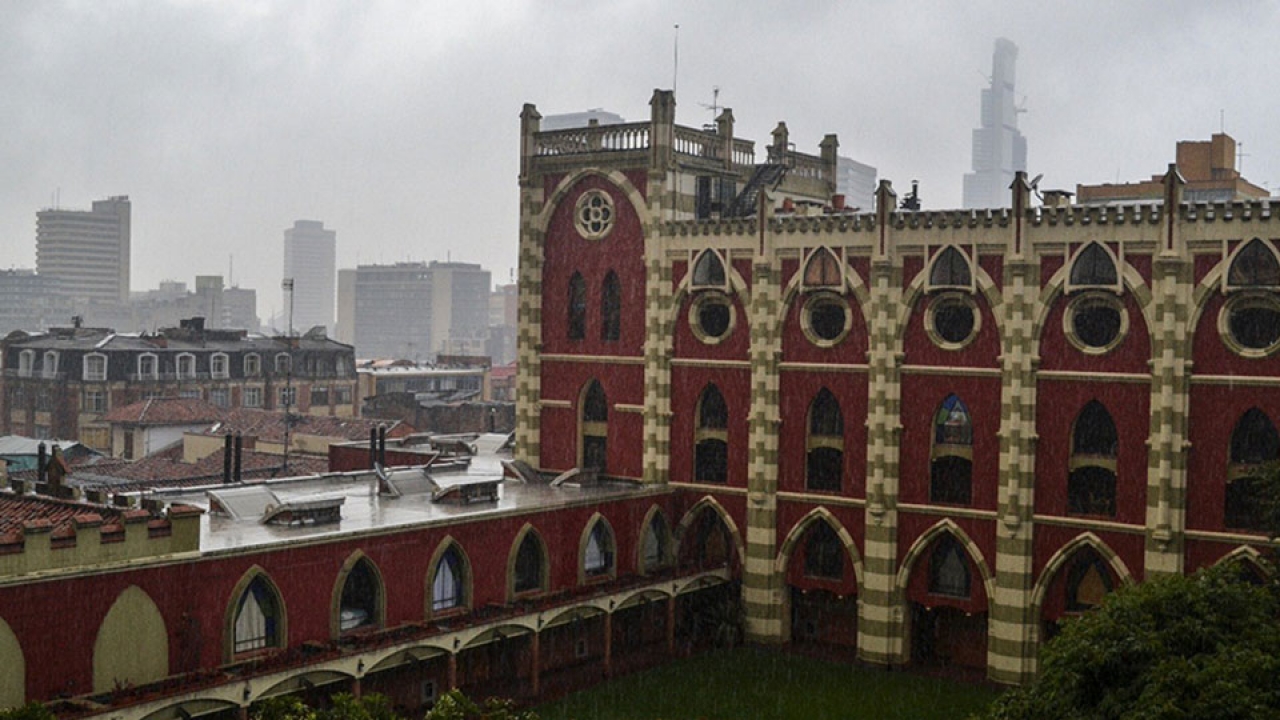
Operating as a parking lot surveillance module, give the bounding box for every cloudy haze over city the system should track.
[2,0,1276,316]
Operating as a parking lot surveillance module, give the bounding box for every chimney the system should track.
[378,425,387,466]
[234,433,243,482]
[222,430,232,481]
[37,442,47,486]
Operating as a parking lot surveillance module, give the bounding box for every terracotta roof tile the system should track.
[103,398,224,425]
[0,493,126,536]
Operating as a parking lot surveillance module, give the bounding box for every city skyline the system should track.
[2,1,1278,315]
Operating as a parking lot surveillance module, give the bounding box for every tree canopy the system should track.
[978,563,1280,720]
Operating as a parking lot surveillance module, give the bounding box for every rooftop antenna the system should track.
[699,86,720,129]
[672,24,679,95]
[1237,141,1248,173]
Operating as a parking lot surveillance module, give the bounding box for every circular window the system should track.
[802,293,851,347]
[925,292,980,349]
[1220,293,1280,357]
[1064,292,1127,354]
[689,293,735,344]
[574,190,614,240]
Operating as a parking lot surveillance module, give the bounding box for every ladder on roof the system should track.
[725,163,787,218]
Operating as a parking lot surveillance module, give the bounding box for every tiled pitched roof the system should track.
[72,447,329,492]
[209,408,410,443]
[0,492,125,537]
[103,397,224,425]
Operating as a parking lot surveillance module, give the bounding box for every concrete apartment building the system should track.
[338,261,492,361]
[35,196,132,304]
[1,318,358,452]
[1076,133,1269,205]
[963,39,1027,209]
[0,270,71,337]
[282,220,337,334]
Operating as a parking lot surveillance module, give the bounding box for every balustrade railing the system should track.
[535,122,650,156]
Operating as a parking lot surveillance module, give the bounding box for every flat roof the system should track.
[151,435,664,553]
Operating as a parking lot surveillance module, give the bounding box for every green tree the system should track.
[0,703,55,720]
[251,696,317,720]
[978,563,1280,720]
[322,693,401,720]
[424,689,539,720]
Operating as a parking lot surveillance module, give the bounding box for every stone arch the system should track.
[675,495,745,568]
[0,616,23,708]
[779,248,870,325]
[329,550,387,639]
[223,566,287,663]
[93,585,169,692]
[251,670,355,704]
[534,168,649,237]
[894,519,996,607]
[577,512,617,583]
[1033,249,1153,344]
[636,505,673,575]
[673,249,752,306]
[1029,532,1136,625]
[900,254,1003,338]
[1215,545,1273,579]
[426,535,473,618]
[775,506,865,592]
[506,523,550,601]
[1189,237,1280,342]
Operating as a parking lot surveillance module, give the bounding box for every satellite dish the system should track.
[1029,173,1044,189]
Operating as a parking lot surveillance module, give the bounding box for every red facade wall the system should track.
[777,371,868,497]
[0,493,673,702]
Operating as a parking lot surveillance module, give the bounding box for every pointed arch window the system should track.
[1065,548,1113,612]
[929,247,971,288]
[641,512,670,573]
[930,395,973,505]
[692,250,726,289]
[234,576,282,654]
[432,546,465,612]
[568,272,587,340]
[514,532,545,594]
[928,535,970,599]
[806,389,844,492]
[580,380,608,473]
[1070,243,1118,287]
[688,508,730,569]
[803,248,843,289]
[1068,401,1118,517]
[695,384,728,483]
[1226,408,1279,529]
[1228,239,1280,288]
[338,558,381,633]
[583,520,614,577]
[803,521,843,580]
[601,271,621,341]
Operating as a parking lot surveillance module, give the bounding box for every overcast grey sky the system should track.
[2,1,1276,322]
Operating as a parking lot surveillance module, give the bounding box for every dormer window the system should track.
[244,353,261,376]
[137,353,158,380]
[275,353,291,374]
[83,353,107,382]
[17,350,34,377]
[176,353,197,380]
[41,351,58,379]
[210,352,229,379]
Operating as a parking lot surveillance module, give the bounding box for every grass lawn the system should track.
[536,648,1001,720]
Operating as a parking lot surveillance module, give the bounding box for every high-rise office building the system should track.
[836,156,877,212]
[962,38,1027,209]
[36,195,131,304]
[342,261,492,361]
[282,220,336,334]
